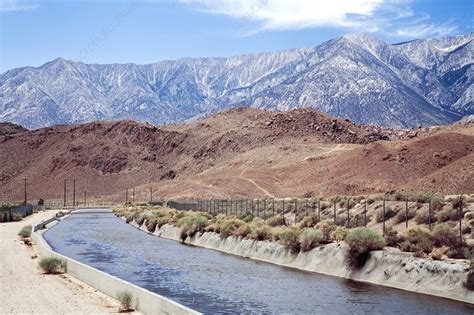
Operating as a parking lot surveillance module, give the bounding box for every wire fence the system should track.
[164,195,468,243]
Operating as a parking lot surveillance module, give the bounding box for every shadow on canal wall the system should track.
[32,216,200,315]
[127,217,473,305]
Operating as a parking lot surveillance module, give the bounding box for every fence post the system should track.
[428,195,432,231]
[459,195,463,246]
[263,199,266,220]
[272,198,275,217]
[295,199,298,225]
[382,197,386,236]
[257,199,260,219]
[346,197,351,228]
[282,199,285,218]
[251,199,254,217]
[364,197,367,227]
[305,199,308,217]
[318,199,321,222]
[333,201,336,222]
[405,197,409,229]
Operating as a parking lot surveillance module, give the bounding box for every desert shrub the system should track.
[298,214,319,228]
[366,198,375,205]
[248,224,270,241]
[117,290,133,312]
[219,219,245,239]
[266,216,286,227]
[178,215,208,241]
[447,244,474,260]
[375,207,398,223]
[135,213,146,226]
[331,226,348,241]
[431,196,445,212]
[462,225,472,235]
[384,227,401,247]
[18,225,32,238]
[334,215,347,227]
[279,227,302,254]
[39,257,66,274]
[435,207,458,222]
[432,224,460,248]
[348,214,365,228]
[451,196,463,209]
[316,219,337,242]
[299,228,324,252]
[239,213,254,223]
[233,224,251,238]
[345,228,385,268]
[394,208,416,224]
[431,246,449,260]
[402,227,433,254]
[465,270,474,291]
[413,193,431,203]
[146,217,158,232]
[414,210,438,225]
[394,191,405,201]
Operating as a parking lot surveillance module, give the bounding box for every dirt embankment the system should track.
[0,211,138,314]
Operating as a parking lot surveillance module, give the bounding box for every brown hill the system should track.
[0,108,472,203]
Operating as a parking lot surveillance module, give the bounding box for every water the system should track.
[44,211,474,314]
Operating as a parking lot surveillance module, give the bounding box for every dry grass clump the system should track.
[299,228,324,252]
[315,219,336,242]
[394,208,416,224]
[117,291,133,312]
[375,207,399,223]
[278,227,301,254]
[297,214,319,228]
[330,226,348,241]
[266,216,286,227]
[345,228,385,269]
[178,215,209,242]
[18,225,32,238]
[39,257,66,274]
[248,222,271,241]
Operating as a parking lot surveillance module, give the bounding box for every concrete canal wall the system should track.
[32,215,200,315]
[129,219,473,304]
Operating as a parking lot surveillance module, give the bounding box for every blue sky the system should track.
[0,0,472,72]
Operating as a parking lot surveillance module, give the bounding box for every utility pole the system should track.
[22,178,27,205]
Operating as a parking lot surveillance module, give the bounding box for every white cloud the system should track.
[0,0,39,12]
[394,21,458,38]
[181,0,459,38]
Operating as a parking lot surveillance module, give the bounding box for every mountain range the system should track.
[1,32,472,129]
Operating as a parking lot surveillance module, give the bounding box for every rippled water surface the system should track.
[44,211,474,314]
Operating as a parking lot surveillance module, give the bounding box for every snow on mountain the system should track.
[0,33,472,129]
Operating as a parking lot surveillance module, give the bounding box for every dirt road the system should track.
[0,211,137,314]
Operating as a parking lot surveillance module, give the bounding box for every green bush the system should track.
[297,214,319,229]
[384,227,401,247]
[395,208,416,224]
[117,290,133,312]
[266,216,286,227]
[39,257,66,274]
[330,226,348,241]
[178,215,208,241]
[279,227,302,254]
[432,224,460,248]
[316,219,336,242]
[299,228,323,252]
[402,227,433,254]
[248,224,270,241]
[375,207,398,223]
[345,228,385,268]
[233,224,251,238]
[219,219,244,238]
[414,210,437,225]
[18,225,32,238]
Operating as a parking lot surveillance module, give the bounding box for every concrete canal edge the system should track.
[127,218,473,305]
[32,214,201,315]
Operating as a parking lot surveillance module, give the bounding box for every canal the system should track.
[44,211,473,314]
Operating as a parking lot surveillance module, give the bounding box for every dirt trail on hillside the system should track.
[239,168,275,198]
[0,211,140,314]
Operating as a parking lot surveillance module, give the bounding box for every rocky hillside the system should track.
[1,33,472,129]
[0,108,472,202]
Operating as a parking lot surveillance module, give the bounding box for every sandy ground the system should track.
[0,210,140,314]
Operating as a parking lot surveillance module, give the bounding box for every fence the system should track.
[0,204,36,222]
[164,195,467,242]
